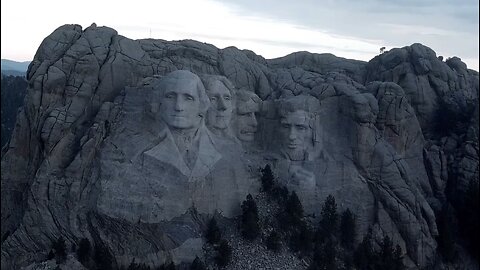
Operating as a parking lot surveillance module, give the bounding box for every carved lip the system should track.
[240,130,256,134]
[287,143,299,149]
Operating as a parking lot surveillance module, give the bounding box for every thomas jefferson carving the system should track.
[201,75,235,139]
[98,71,253,223]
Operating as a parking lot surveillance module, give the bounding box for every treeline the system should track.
[438,177,479,264]
[262,164,405,270]
[47,236,116,269]
[46,236,205,270]
[1,74,27,147]
[45,166,479,269]
[204,164,405,269]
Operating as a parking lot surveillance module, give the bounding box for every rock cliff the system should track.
[1,24,478,269]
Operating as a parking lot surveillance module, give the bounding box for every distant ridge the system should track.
[1,70,26,77]
[1,59,31,74]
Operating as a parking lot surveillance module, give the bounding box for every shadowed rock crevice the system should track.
[1,24,478,269]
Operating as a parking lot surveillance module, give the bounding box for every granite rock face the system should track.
[365,44,478,138]
[1,24,478,269]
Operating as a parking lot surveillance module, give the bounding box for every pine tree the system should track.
[317,195,338,241]
[461,178,479,259]
[206,217,221,244]
[266,231,281,251]
[1,230,11,242]
[393,244,405,270]
[312,238,337,270]
[272,186,289,206]
[354,229,375,270]
[215,240,232,267]
[163,262,176,270]
[94,243,113,270]
[377,236,395,269]
[436,203,457,262]
[156,261,176,270]
[286,191,304,228]
[353,230,404,270]
[340,208,356,249]
[261,164,274,193]
[47,250,55,260]
[241,194,259,217]
[290,223,314,253]
[128,258,152,270]
[241,194,260,240]
[52,236,67,264]
[77,238,91,264]
[242,211,260,240]
[190,256,206,270]
[376,236,404,270]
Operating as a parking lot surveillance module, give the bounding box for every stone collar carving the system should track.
[143,124,222,180]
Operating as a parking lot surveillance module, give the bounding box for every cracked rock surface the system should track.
[1,24,478,269]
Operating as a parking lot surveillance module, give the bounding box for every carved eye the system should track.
[185,94,195,101]
[224,95,232,101]
[296,125,307,131]
[282,124,290,129]
[210,96,217,101]
[165,93,175,99]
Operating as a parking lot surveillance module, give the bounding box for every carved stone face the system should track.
[235,102,260,142]
[160,79,202,130]
[206,81,233,130]
[279,110,312,159]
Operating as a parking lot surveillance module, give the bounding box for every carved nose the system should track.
[174,98,183,111]
[250,114,257,127]
[218,98,227,111]
[288,128,297,140]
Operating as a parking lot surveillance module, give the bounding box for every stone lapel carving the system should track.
[98,70,255,225]
[144,126,221,181]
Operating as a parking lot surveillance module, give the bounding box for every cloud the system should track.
[214,0,479,70]
[145,24,378,54]
[115,2,383,60]
[1,0,477,70]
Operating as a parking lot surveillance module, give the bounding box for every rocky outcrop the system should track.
[365,43,479,227]
[365,44,478,138]
[1,24,478,269]
[267,51,367,83]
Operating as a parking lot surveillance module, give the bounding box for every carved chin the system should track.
[211,120,229,129]
[165,116,198,129]
[171,120,191,129]
[207,114,232,130]
[285,149,306,161]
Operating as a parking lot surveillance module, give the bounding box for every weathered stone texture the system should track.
[1,24,478,269]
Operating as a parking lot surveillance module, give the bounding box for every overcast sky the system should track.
[1,0,478,70]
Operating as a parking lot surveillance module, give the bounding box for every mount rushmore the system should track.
[1,24,478,269]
